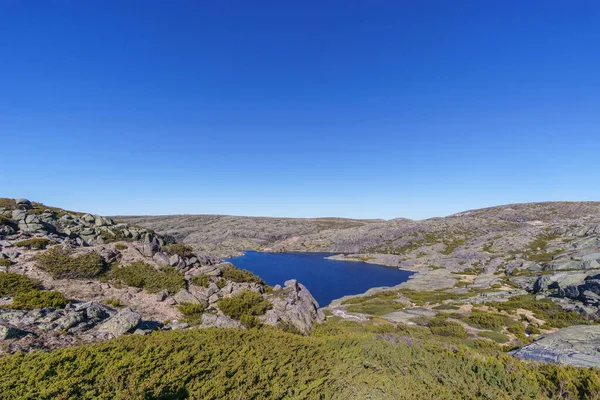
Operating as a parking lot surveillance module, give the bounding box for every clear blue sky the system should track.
[1,1,598,219]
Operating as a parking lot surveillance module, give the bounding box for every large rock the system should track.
[173,289,207,306]
[512,325,600,368]
[0,325,28,340]
[263,280,325,333]
[199,314,243,329]
[98,308,140,336]
[14,199,32,210]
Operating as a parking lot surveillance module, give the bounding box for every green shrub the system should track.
[163,243,194,258]
[114,243,128,251]
[0,320,599,399]
[343,291,406,315]
[190,274,210,288]
[0,215,16,228]
[277,320,302,335]
[14,238,51,249]
[467,311,514,331]
[408,316,430,326]
[432,304,460,311]
[216,278,227,288]
[240,314,262,329]
[35,247,106,279]
[527,325,541,335]
[105,298,123,308]
[217,290,272,320]
[398,289,473,306]
[428,316,468,338]
[220,265,265,285]
[110,262,185,295]
[490,294,591,328]
[9,290,68,310]
[0,273,40,296]
[178,302,206,326]
[0,258,12,267]
[478,331,510,344]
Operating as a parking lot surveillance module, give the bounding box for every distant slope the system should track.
[117,201,600,260]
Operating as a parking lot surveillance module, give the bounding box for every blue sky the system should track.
[1,1,599,219]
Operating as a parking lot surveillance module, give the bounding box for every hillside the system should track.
[2,198,600,398]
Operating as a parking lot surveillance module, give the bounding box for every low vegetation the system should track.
[490,294,592,328]
[428,315,468,338]
[342,291,406,315]
[109,262,185,295]
[190,274,210,288]
[0,258,13,267]
[220,264,265,285]
[14,238,52,249]
[0,273,41,296]
[478,330,510,343]
[35,247,106,279]
[113,243,128,251]
[162,243,194,258]
[9,290,68,310]
[1,319,596,399]
[177,302,206,326]
[0,273,67,309]
[217,290,272,326]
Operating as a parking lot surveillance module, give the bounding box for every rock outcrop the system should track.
[512,325,600,368]
[263,279,325,333]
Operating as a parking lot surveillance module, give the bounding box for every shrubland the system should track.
[0,319,599,399]
[35,247,106,279]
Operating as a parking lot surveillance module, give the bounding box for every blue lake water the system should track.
[225,251,414,307]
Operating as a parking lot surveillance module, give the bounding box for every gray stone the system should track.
[205,283,219,297]
[156,290,168,302]
[139,242,159,257]
[172,289,206,306]
[14,199,32,210]
[152,252,170,267]
[0,325,28,340]
[169,254,181,267]
[98,308,140,336]
[512,325,600,368]
[199,314,243,329]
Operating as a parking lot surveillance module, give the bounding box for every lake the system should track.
[225,251,413,307]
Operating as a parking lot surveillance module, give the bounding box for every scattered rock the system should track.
[98,308,140,337]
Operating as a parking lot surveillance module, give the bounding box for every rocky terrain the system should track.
[0,198,323,354]
[121,201,600,367]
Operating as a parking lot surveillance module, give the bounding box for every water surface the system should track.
[225,251,413,307]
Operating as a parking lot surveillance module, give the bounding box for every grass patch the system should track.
[478,331,510,344]
[398,289,473,306]
[432,304,461,311]
[35,247,106,279]
[109,262,186,295]
[342,291,406,316]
